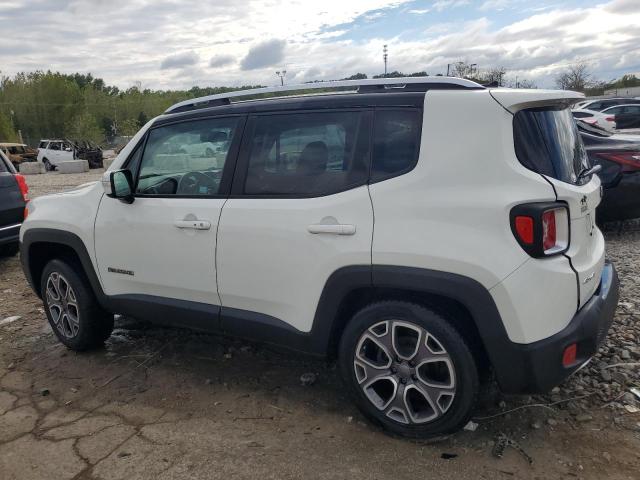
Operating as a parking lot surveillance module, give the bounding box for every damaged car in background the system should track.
[0,143,38,169]
[37,139,103,171]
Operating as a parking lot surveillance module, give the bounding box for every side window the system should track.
[370,109,422,183]
[38,141,47,149]
[49,142,60,151]
[606,107,621,114]
[244,111,368,196]
[624,106,640,113]
[135,116,239,196]
[588,102,602,111]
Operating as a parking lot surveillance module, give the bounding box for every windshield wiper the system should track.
[577,164,602,180]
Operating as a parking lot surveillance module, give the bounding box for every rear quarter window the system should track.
[370,109,422,183]
[513,107,590,186]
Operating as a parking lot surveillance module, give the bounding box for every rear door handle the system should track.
[175,219,211,230]
[307,224,356,235]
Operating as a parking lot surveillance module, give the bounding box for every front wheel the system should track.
[40,259,114,350]
[339,301,479,438]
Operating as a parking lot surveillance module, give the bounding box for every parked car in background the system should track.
[0,149,28,257]
[575,98,640,111]
[577,120,640,222]
[37,139,104,170]
[572,109,615,131]
[0,143,38,168]
[37,139,75,170]
[600,104,640,130]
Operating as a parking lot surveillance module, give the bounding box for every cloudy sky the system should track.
[1,0,639,90]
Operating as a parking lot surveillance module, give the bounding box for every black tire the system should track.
[43,159,55,172]
[40,259,114,351]
[339,301,479,438]
[0,243,19,257]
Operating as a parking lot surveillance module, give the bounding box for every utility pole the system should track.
[446,64,450,76]
[383,45,388,77]
[275,70,286,86]
[470,64,478,77]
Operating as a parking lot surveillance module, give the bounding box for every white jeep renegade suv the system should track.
[20,77,619,438]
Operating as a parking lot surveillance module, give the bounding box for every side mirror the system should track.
[107,170,134,204]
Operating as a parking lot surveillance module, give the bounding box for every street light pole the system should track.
[383,45,388,77]
[275,70,287,86]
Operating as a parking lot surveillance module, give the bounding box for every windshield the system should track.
[514,107,591,186]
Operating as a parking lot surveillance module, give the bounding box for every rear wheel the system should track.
[339,301,479,438]
[40,259,114,350]
[43,158,54,171]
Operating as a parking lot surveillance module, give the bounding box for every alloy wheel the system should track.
[353,320,456,425]
[45,272,80,339]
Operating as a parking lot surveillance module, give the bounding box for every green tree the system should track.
[0,112,18,142]
[64,112,103,144]
[118,118,141,137]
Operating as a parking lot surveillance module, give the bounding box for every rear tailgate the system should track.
[492,88,605,309]
[549,178,605,308]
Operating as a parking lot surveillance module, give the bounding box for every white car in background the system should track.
[571,109,616,131]
[37,139,75,171]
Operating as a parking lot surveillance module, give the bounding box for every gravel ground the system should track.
[0,171,638,480]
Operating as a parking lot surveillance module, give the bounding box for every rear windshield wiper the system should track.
[577,164,602,180]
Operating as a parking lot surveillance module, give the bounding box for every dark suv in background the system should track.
[0,150,28,257]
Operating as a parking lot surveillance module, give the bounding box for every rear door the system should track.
[0,152,24,229]
[513,107,603,308]
[216,109,373,334]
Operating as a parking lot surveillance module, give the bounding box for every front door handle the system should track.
[307,223,356,235]
[175,219,211,230]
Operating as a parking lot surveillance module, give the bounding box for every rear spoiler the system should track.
[489,88,584,114]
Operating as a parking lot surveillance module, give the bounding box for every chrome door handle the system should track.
[175,219,211,230]
[307,224,356,235]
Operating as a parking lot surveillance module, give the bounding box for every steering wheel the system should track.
[177,171,217,195]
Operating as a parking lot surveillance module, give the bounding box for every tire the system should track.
[0,243,19,257]
[339,301,479,438]
[40,259,114,351]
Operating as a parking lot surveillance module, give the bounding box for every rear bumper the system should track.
[0,223,21,246]
[498,261,619,393]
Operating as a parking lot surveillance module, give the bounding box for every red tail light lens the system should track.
[514,216,534,244]
[14,174,29,202]
[510,203,569,257]
[595,151,640,172]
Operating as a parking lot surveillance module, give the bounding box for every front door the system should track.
[94,115,244,317]
[217,109,374,333]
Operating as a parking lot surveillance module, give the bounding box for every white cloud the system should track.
[0,0,638,89]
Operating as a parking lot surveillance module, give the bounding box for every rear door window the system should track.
[243,111,369,196]
[513,107,591,185]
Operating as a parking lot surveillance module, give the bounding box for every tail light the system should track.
[595,151,640,172]
[14,174,29,202]
[511,203,569,257]
[605,116,615,122]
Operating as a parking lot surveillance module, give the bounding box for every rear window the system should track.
[514,107,590,186]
